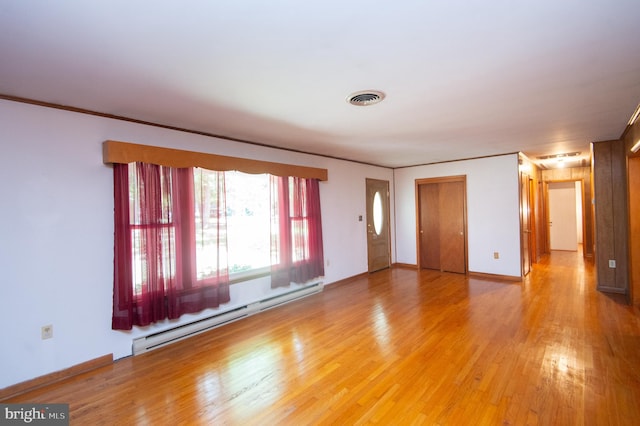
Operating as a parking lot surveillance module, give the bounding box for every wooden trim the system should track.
[1,94,388,168]
[392,263,419,270]
[2,94,523,171]
[324,272,369,288]
[0,354,113,402]
[596,285,627,295]
[394,152,519,169]
[103,140,328,181]
[415,175,467,186]
[468,271,522,282]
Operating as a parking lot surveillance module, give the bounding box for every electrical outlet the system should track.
[609,259,616,268]
[493,252,500,259]
[41,325,53,340]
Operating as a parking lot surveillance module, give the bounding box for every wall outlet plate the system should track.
[41,325,53,340]
[608,259,616,268]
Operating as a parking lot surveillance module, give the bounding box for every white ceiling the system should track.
[1,1,639,168]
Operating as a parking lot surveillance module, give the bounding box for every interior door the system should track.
[417,177,466,274]
[366,178,391,272]
[439,181,466,273]
[419,183,440,269]
[548,181,578,251]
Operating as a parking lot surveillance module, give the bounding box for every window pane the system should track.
[130,225,176,295]
[373,191,383,236]
[292,218,309,262]
[128,163,173,226]
[194,168,228,279]
[225,171,271,273]
[128,163,177,295]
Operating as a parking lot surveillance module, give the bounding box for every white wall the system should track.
[0,99,394,389]
[393,155,521,277]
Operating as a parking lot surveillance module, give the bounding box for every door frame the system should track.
[415,175,468,272]
[519,172,535,277]
[543,178,587,257]
[366,178,391,272]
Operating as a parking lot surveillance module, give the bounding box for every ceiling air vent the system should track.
[347,90,385,106]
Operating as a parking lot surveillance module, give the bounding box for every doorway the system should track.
[416,176,467,273]
[366,178,391,272]
[520,173,534,276]
[547,181,584,252]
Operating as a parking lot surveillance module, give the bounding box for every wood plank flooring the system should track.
[5,251,640,425]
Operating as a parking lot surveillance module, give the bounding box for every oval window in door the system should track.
[373,191,383,235]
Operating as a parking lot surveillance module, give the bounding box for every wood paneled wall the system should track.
[629,157,640,307]
[591,140,629,295]
[622,116,640,307]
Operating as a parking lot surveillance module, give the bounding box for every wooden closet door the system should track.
[439,181,465,273]
[419,183,441,270]
[417,177,466,274]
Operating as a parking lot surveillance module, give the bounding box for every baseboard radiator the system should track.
[132,282,323,355]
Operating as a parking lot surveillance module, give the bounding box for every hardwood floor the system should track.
[5,251,640,425]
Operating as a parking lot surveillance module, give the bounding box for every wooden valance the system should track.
[103,140,328,181]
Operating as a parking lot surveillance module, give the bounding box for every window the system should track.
[128,163,178,296]
[112,163,231,330]
[269,174,325,288]
[112,162,324,330]
[288,177,312,263]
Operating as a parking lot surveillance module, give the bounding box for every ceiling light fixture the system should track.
[631,140,640,153]
[536,152,581,160]
[347,90,385,106]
